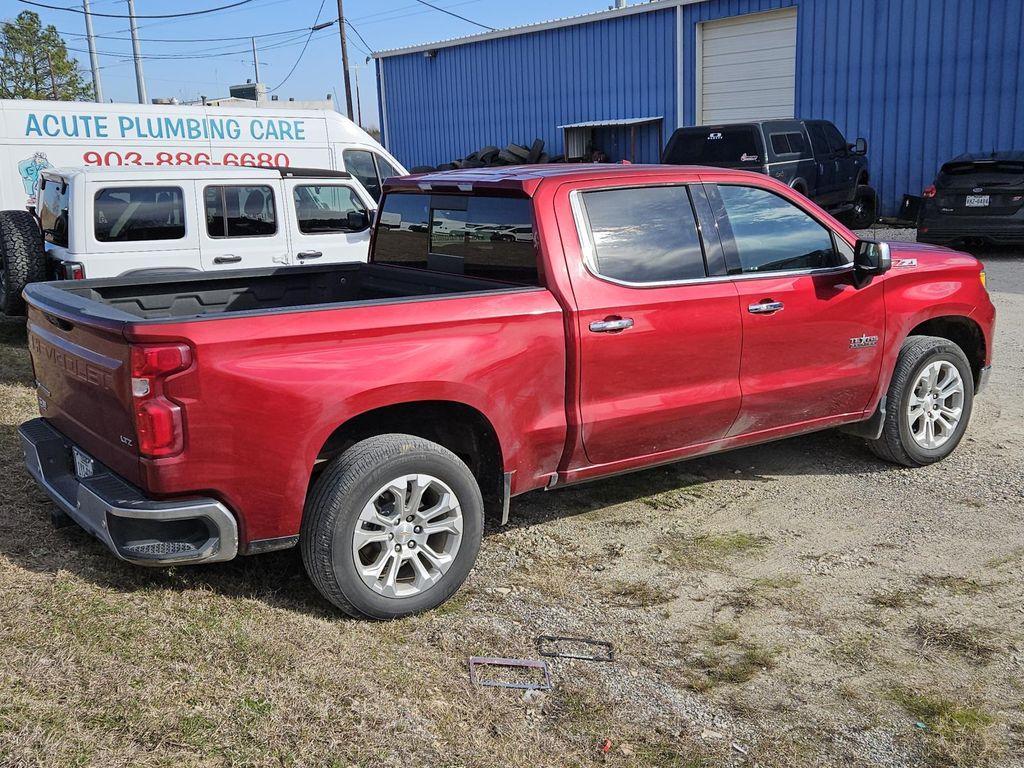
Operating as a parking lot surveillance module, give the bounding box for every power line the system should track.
[344,19,372,55]
[270,0,326,92]
[18,0,258,19]
[412,0,494,31]
[58,24,324,44]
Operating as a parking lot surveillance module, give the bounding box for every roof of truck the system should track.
[383,163,761,195]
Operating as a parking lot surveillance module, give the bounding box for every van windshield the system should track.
[663,126,764,167]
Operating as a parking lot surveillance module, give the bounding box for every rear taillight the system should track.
[923,185,937,198]
[60,261,85,280]
[130,343,192,458]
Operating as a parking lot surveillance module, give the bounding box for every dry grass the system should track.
[600,579,676,608]
[662,531,768,570]
[909,616,999,663]
[888,687,999,767]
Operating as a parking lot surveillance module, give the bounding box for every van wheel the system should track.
[301,434,483,619]
[846,185,877,229]
[0,210,46,317]
[868,336,974,467]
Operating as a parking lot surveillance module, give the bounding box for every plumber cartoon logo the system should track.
[18,152,51,197]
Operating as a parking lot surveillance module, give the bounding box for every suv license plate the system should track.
[73,447,95,479]
[965,194,990,207]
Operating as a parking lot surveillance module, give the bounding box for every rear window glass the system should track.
[94,186,185,242]
[373,193,538,285]
[38,176,69,247]
[204,185,277,238]
[938,160,1024,185]
[663,127,763,166]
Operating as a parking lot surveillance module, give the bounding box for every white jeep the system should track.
[0,165,377,315]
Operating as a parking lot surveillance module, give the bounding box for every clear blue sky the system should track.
[4,0,607,128]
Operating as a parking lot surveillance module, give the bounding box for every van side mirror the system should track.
[853,239,891,287]
[346,209,370,231]
[852,137,868,155]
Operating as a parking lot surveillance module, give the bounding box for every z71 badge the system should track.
[850,334,879,349]
[893,258,918,268]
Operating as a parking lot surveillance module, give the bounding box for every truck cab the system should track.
[33,165,376,282]
[663,119,876,228]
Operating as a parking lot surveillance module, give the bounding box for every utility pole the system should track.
[335,0,354,120]
[251,37,260,83]
[83,0,103,102]
[127,0,148,104]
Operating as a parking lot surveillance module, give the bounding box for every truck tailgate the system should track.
[26,304,140,485]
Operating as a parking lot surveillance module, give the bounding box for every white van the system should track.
[0,99,406,210]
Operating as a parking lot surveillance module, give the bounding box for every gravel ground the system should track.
[0,235,1022,767]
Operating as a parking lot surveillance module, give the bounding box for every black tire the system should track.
[0,209,46,317]
[846,185,877,229]
[301,434,484,619]
[867,336,974,467]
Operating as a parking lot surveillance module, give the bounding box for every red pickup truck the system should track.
[19,165,995,618]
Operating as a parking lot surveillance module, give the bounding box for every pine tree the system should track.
[0,11,92,101]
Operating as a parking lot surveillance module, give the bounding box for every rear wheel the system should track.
[846,185,877,229]
[868,336,974,467]
[0,209,46,317]
[301,434,483,619]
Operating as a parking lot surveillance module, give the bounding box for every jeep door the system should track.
[199,181,290,270]
[283,178,375,265]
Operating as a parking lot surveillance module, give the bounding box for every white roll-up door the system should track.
[697,8,797,125]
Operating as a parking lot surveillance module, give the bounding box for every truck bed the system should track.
[24,262,512,322]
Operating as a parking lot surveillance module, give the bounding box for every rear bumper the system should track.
[917,213,1024,245]
[18,418,238,566]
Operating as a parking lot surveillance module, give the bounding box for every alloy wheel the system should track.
[906,360,965,449]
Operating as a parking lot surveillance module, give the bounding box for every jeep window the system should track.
[373,193,538,285]
[578,186,706,283]
[663,126,763,166]
[38,177,69,247]
[94,186,185,242]
[823,123,849,156]
[717,185,843,273]
[204,185,277,238]
[293,185,368,234]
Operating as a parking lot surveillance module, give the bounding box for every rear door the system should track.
[703,181,885,436]
[282,178,375,264]
[198,181,290,270]
[561,180,743,465]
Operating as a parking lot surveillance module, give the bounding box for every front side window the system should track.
[94,186,185,242]
[717,185,842,273]
[343,149,382,201]
[373,192,538,284]
[578,186,706,284]
[293,184,368,234]
[204,185,276,238]
[38,176,69,247]
[807,123,831,157]
[823,123,849,155]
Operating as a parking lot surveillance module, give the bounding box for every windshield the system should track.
[663,126,764,167]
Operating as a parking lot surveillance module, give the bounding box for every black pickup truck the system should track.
[663,119,876,228]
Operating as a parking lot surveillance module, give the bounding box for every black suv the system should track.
[917,151,1024,247]
[663,119,876,228]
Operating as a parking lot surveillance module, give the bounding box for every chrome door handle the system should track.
[748,300,784,314]
[589,317,634,333]
[297,251,323,260]
[214,255,241,264]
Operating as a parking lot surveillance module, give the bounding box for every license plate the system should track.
[73,447,95,479]
[965,194,990,207]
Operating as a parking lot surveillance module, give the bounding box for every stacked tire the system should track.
[0,210,46,317]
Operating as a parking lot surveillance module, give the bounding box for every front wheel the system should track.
[846,185,877,229]
[868,336,974,467]
[301,434,483,619]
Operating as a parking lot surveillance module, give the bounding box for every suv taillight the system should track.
[923,185,937,198]
[130,343,192,458]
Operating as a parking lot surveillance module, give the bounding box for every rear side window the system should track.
[717,185,842,273]
[94,186,185,242]
[38,177,69,247]
[577,186,706,283]
[770,132,807,157]
[293,184,368,234]
[373,193,538,285]
[204,185,277,238]
[663,127,763,166]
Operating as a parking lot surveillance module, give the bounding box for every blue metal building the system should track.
[374,0,1024,216]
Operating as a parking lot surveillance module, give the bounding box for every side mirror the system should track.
[853,239,891,287]
[346,209,370,231]
[852,137,868,155]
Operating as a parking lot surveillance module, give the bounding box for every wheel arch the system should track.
[310,400,506,523]
[905,315,986,389]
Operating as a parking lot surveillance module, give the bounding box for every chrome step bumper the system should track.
[18,418,238,566]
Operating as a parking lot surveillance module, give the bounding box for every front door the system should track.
[807,122,840,205]
[199,181,290,270]
[561,181,743,465]
[706,182,885,436]
[283,178,375,265]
